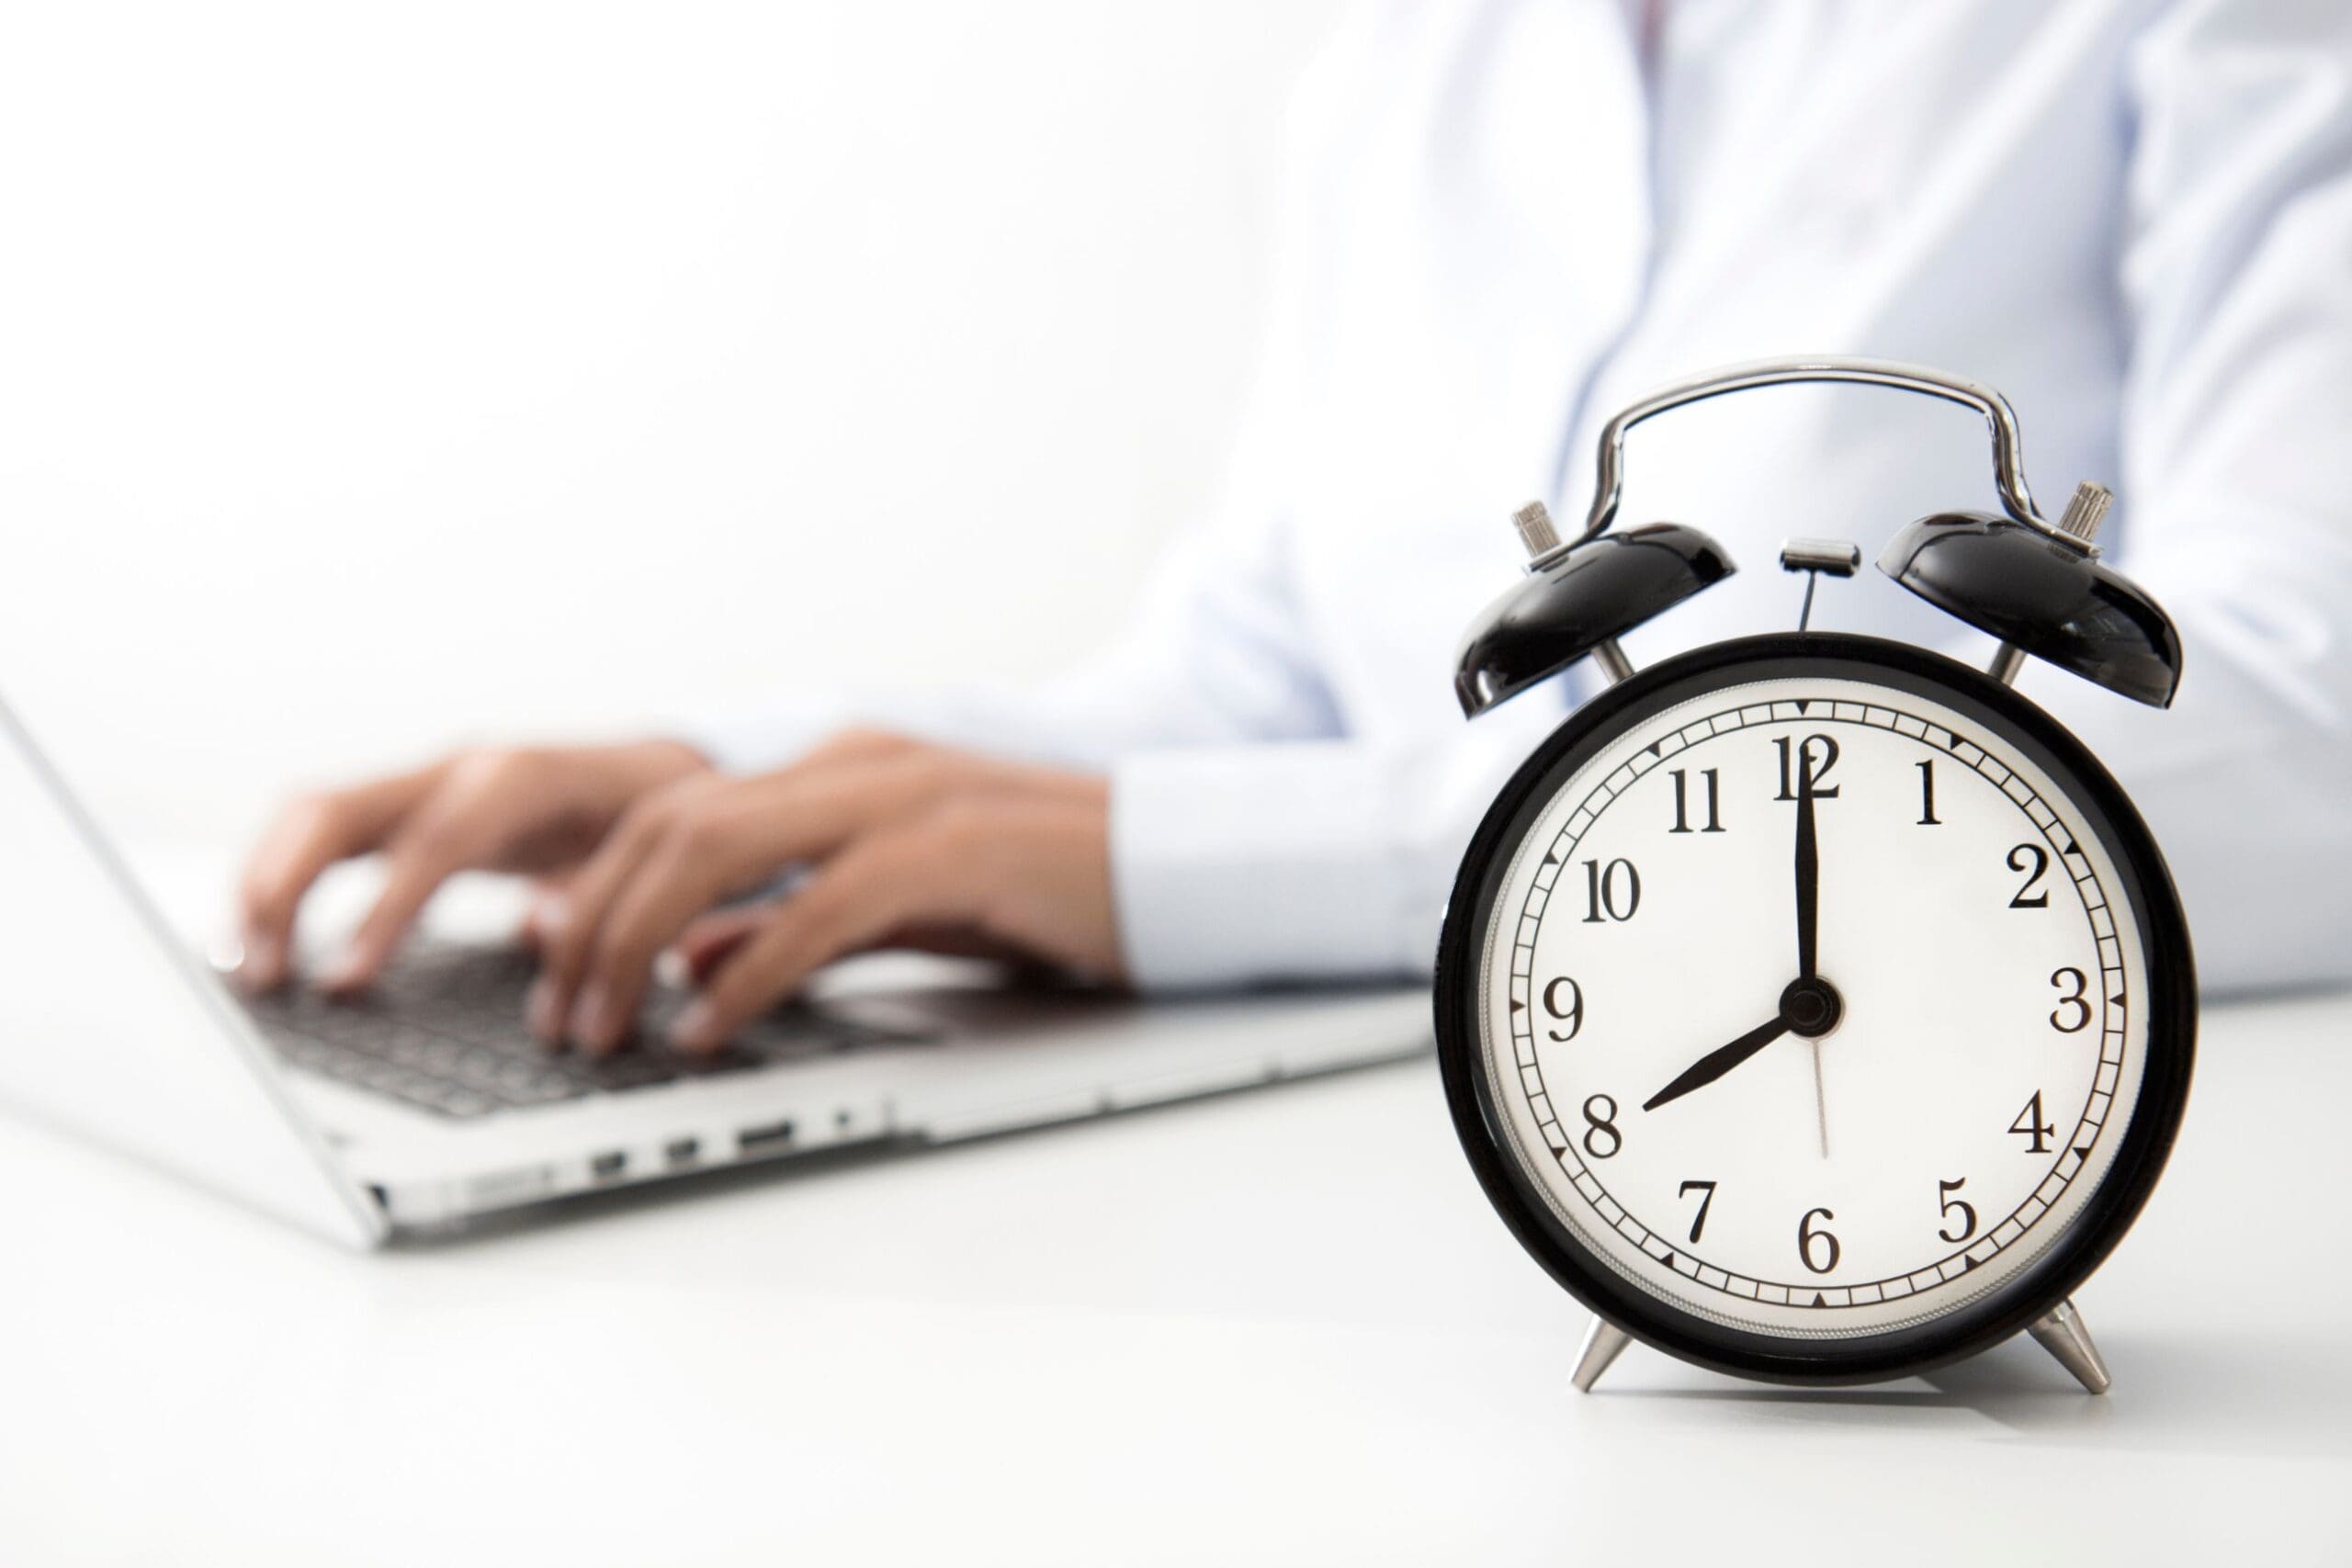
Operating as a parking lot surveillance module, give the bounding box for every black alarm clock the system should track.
[1433,358,2195,1393]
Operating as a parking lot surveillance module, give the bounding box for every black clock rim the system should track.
[1431,632,2198,1386]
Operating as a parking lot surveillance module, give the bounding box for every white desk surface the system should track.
[3,986,2346,1566]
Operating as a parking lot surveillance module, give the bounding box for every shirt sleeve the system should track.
[2018,0,2352,994]
[1106,691,1571,988]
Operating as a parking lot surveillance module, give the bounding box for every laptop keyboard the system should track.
[243,941,928,1120]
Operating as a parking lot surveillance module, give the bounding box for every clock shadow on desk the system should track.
[1598,1337,2111,1440]
[1605,1325,2344,1461]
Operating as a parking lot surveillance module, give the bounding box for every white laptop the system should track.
[0,693,1431,1247]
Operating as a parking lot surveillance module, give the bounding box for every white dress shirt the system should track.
[699,0,2352,997]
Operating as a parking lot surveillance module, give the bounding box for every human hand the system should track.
[233,739,712,994]
[529,729,1120,1055]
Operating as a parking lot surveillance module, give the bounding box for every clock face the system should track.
[1453,644,2181,1352]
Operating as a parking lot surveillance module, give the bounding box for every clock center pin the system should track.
[1778,976,1844,1038]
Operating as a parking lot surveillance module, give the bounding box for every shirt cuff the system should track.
[1110,741,1417,990]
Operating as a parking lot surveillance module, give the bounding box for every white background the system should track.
[0,0,1348,844]
[6,17,2350,1559]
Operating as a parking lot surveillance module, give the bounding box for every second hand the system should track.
[1811,1038,1827,1157]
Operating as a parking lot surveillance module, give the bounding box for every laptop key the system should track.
[241,937,932,1118]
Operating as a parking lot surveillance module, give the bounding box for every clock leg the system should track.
[2027,1297,2112,1394]
[1571,1316,1633,1393]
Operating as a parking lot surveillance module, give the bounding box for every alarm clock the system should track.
[1433,358,2195,1393]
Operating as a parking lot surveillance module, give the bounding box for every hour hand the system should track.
[1643,1015,1792,1112]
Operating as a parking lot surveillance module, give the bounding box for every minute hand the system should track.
[1794,766,1819,980]
[1642,1015,1792,1112]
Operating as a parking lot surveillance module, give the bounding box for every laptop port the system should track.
[469,1166,555,1206]
[589,1150,628,1182]
[663,1136,700,1168]
[737,1118,797,1155]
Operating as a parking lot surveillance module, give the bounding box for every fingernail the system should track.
[670,999,722,1053]
[569,983,618,1053]
[526,976,565,1043]
[533,895,568,943]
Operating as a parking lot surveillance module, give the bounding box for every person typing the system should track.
[237,0,2352,1051]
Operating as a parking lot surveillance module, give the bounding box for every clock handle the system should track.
[1463,355,2177,716]
[1570,356,2073,550]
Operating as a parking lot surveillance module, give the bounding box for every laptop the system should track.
[0,693,1432,1247]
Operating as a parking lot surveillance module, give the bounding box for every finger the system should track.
[798,727,923,768]
[670,824,979,1052]
[319,814,476,995]
[673,904,773,985]
[528,800,673,1041]
[869,924,1038,964]
[233,767,439,990]
[566,831,735,1055]
[539,754,965,1040]
[517,874,575,953]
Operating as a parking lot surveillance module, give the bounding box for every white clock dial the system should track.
[1477,671,2150,1337]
